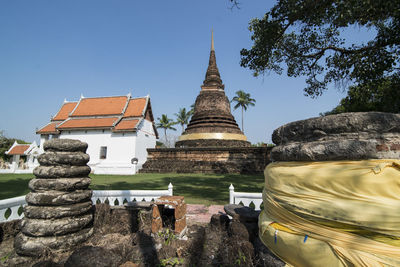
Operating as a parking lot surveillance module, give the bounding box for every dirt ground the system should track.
[0,204,284,267]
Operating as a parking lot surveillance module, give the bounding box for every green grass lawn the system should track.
[0,173,265,205]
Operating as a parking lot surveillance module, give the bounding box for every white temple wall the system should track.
[135,119,157,169]
[59,129,148,175]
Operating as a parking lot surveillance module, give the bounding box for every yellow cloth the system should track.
[259,160,400,267]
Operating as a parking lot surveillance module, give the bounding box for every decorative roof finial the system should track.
[211,29,214,51]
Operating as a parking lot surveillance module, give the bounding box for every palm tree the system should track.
[174,108,192,133]
[156,114,177,146]
[231,90,256,132]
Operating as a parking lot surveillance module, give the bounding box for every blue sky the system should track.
[0,0,351,144]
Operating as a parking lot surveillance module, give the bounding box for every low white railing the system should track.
[0,196,26,222]
[229,184,263,210]
[92,183,173,206]
[0,183,173,222]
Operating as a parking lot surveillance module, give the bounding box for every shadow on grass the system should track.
[0,176,33,200]
[90,174,264,205]
[0,173,265,204]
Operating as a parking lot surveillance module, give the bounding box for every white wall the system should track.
[57,121,156,175]
[39,135,49,152]
[135,119,157,169]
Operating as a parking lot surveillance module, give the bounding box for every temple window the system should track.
[100,146,107,159]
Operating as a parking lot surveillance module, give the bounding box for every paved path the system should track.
[186,204,225,224]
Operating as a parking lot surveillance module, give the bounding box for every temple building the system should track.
[141,33,270,174]
[36,94,158,175]
[2,141,40,173]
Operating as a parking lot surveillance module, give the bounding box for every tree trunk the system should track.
[241,106,244,132]
[164,128,168,146]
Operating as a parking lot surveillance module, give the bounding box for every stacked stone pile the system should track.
[14,139,94,257]
[271,112,400,161]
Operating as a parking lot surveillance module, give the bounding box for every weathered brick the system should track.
[156,196,184,206]
[174,216,187,235]
[390,143,400,150]
[152,205,160,219]
[376,144,389,151]
[151,217,162,234]
[174,203,186,220]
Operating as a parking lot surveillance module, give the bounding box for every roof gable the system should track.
[58,117,119,129]
[5,141,34,155]
[123,98,147,117]
[36,122,60,134]
[70,96,128,117]
[8,145,30,155]
[114,118,140,131]
[52,102,77,121]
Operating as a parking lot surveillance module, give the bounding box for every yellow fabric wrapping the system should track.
[259,160,400,267]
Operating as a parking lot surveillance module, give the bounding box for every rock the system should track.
[14,227,93,257]
[65,246,122,267]
[21,213,93,236]
[270,112,400,161]
[119,261,139,267]
[272,112,400,145]
[209,214,229,230]
[124,201,153,210]
[24,201,92,219]
[29,177,91,191]
[0,219,20,241]
[43,139,88,152]
[224,204,260,223]
[270,139,379,161]
[253,237,286,267]
[26,190,92,205]
[33,165,91,178]
[228,220,250,241]
[38,151,90,166]
[32,260,60,267]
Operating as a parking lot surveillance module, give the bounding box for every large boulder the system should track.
[271,112,400,161]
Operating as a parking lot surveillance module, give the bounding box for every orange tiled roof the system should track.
[70,96,127,117]
[58,117,119,129]
[36,122,60,134]
[123,98,147,117]
[114,119,140,131]
[37,95,153,133]
[8,145,30,155]
[52,102,77,121]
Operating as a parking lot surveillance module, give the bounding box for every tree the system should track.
[189,103,195,115]
[240,0,400,98]
[231,90,256,132]
[156,114,177,147]
[174,108,192,133]
[322,74,400,115]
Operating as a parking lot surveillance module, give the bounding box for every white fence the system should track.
[229,184,263,210]
[0,196,26,222]
[0,183,173,222]
[92,183,173,206]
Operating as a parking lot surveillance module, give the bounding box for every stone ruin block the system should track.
[151,196,187,237]
[14,139,93,257]
[271,112,400,161]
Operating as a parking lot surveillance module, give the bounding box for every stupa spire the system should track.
[202,30,224,90]
[211,29,214,51]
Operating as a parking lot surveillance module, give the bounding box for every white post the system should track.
[168,183,173,196]
[229,184,234,204]
[133,162,137,175]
